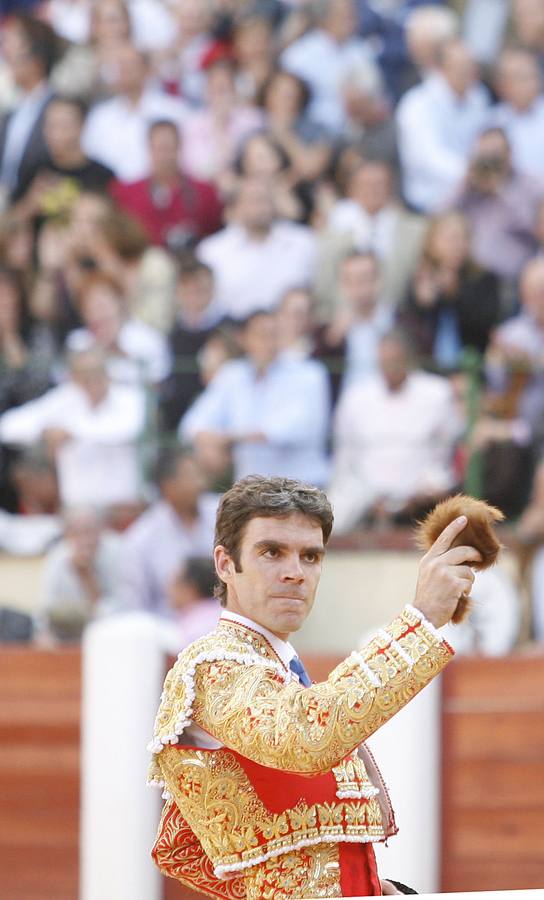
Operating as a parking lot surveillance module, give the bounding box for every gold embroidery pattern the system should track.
[148,626,289,762]
[153,798,246,900]
[188,613,451,776]
[244,843,342,900]
[153,797,343,899]
[159,745,386,876]
[332,752,379,799]
[150,609,453,886]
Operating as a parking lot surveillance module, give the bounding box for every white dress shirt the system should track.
[489,97,544,181]
[344,306,395,388]
[185,609,299,750]
[66,319,171,384]
[329,371,461,532]
[0,381,145,507]
[197,222,317,320]
[396,73,490,212]
[327,201,398,259]
[82,89,188,181]
[280,29,380,134]
[180,355,331,486]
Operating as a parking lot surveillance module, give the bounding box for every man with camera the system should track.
[455,126,541,284]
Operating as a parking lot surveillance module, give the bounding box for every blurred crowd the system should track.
[1,0,544,651]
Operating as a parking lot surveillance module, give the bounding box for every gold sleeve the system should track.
[191,606,453,775]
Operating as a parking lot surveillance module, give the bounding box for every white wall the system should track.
[80,613,164,900]
[370,678,442,893]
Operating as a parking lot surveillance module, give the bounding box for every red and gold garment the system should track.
[148,606,454,898]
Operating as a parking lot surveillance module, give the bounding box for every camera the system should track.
[472,155,506,176]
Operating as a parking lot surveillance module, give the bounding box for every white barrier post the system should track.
[80,613,165,900]
[370,677,442,893]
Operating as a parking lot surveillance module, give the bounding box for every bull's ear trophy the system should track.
[415,494,505,623]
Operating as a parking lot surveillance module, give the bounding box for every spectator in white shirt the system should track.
[396,38,490,212]
[327,160,401,257]
[180,310,331,486]
[0,348,146,508]
[118,447,218,615]
[82,43,188,181]
[280,0,381,134]
[490,47,544,182]
[404,4,459,79]
[316,159,427,313]
[329,330,461,533]
[197,176,317,320]
[323,250,394,390]
[38,505,123,641]
[65,270,170,384]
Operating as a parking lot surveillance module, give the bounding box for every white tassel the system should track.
[349,651,382,688]
[336,787,380,799]
[404,604,443,641]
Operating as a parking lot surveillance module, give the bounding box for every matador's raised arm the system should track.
[149,604,452,779]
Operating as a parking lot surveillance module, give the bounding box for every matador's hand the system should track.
[413,515,481,629]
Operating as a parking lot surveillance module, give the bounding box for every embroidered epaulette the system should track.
[147,622,290,788]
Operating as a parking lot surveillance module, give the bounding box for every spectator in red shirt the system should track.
[110,119,223,252]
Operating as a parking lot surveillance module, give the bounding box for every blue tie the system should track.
[289,655,312,687]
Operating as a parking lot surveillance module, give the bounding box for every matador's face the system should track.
[214,513,325,640]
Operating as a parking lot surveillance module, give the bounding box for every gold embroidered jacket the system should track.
[148,605,454,898]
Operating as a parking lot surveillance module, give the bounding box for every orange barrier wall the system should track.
[1,648,543,899]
